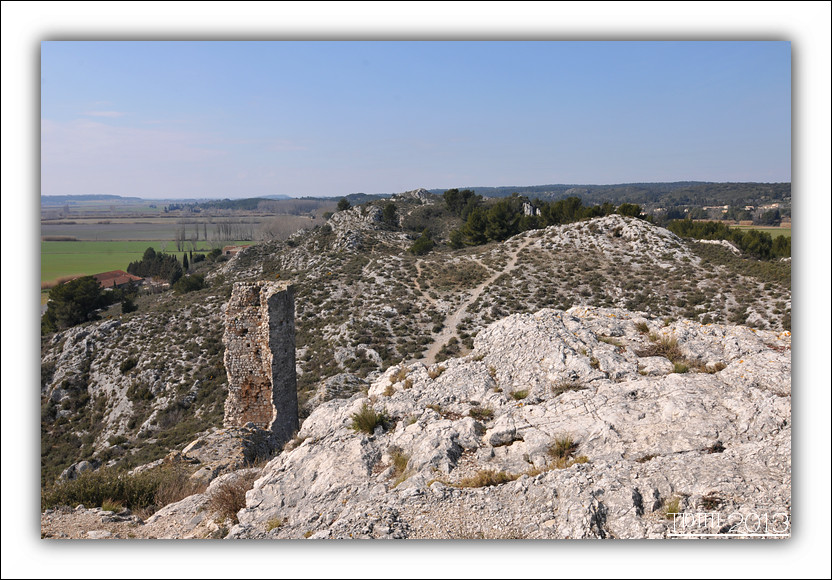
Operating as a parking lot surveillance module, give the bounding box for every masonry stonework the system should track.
[223,281,299,445]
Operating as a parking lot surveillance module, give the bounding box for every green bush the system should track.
[349,403,389,434]
[119,357,138,374]
[408,229,435,255]
[42,276,109,333]
[173,274,206,294]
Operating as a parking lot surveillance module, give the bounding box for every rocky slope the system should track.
[40,199,791,492]
[97,306,787,540]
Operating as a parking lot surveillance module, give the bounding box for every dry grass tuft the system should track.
[456,470,519,488]
[154,468,208,508]
[207,471,259,524]
[349,403,389,434]
[100,498,123,512]
[552,381,586,397]
[469,406,493,421]
[662,496,682,520]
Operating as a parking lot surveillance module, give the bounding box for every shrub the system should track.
[173,274,205,294]
[119,357,138,374]
[41,465,185,512]
[266,518,284,532]
[207,472,259,523]
[349,403,389,434]
[121,297,138,314]
[510,389,529,401]
[154,467,207,508]
[427,366,446,380]
[41,276,109,333]
[672,362,689,374]
[409,230,435,256]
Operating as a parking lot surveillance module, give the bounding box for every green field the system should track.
[41,240,252,284]
[728,225,791,238]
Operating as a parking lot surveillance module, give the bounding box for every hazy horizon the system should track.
[41,41,791,200]
[39,178,793,203]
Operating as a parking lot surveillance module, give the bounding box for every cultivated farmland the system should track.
[40,240,251,285]
[39,204,331,285]
[728,225,791,238]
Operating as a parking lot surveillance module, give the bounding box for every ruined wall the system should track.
[223,281,298,445]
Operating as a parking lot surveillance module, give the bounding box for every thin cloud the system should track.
[41,118,230,195]
[81,110,127,118]
[268,139,308,152]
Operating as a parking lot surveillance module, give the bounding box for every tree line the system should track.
[667,220,790,260]
[127,248,183,285]
[444,189,643,248]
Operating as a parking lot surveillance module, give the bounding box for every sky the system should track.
[40,40,792,199]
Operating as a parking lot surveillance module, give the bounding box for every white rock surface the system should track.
[217,307,790,539]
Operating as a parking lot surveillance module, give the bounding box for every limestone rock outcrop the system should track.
[223,307,790,539]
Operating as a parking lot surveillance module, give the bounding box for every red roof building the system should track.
[92,270,143,289]
[222,245,252,256]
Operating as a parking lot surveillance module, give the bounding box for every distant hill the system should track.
[427,182,790,207]
[41,194,144,206]
[41,182,791,209]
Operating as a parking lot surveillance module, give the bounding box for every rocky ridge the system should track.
[99,305,789,540]
[40,205,791,500]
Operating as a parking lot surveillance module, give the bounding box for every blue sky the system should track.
[41,40,791,198]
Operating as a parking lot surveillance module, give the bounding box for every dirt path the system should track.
[422,236,533,364]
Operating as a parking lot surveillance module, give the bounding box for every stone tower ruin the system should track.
[223,281,298,445]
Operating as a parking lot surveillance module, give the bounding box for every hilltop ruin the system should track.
[222,281,298,446]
